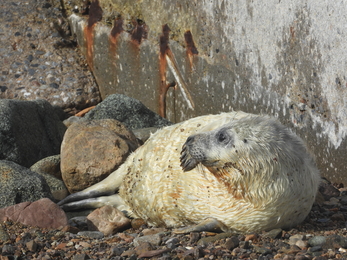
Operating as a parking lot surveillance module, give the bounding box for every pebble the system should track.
[77,231,104,239]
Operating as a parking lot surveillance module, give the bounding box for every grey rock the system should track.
[84,94,172,129]
[0,99,66,168]
[254,246,272,255]
[0,225,10,242]
[77,231,104,239]
[263,228,283,239]
[224,236,240,251]
[197,232,232,247]
[308,236,327,247]
[323,235,347,249]
[30,155,69,201]
[0,160,53,208]
[132,127,159,144]
[133,233,163,247]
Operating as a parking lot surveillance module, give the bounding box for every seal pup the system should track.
[59,112,320,233]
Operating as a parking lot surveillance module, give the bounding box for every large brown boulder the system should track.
[61,119,140,193]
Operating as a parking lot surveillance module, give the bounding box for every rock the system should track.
[254,246,272,255]
[0,198,67,229]
[132,127,159,143]
[319,178,340,201]
[84,94,172,129]
[225,236,240,251]
[30,155,61,180]
[77,231,104,239]
[165,237,180,249]
[131,218,146,229]
[0,160,53,208]
[61,119,140,193]
[30,155,69,201]
[289,234,306,246]
[189,232,200,244]
[133,233,163,247]
[0,226,10,242]
[63,116,85,128]
[308,236,327,247]
[263,229,283,239]
[331,213,345,222]
[142,228,167,236]
[323,235,347,249]
[68,216,88,230]
[135,242,153,256]
[197,232,232,247]
[26,240,38,251]
[0,99,66,168]
[86,205,131,236]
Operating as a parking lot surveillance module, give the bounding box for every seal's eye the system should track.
[216,131,230,144]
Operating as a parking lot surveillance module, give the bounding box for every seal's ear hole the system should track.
[243,139,247,143]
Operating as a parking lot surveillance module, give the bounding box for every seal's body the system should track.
[59,112,320,233]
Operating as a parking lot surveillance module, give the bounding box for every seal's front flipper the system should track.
[173,218,229,234]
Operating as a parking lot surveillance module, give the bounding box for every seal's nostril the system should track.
[186,136,194,144]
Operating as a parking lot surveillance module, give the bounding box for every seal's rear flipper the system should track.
[173,218,229,234]
[60,194,131,214]
[58,169,127,210]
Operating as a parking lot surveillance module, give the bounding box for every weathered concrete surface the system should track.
[61,0,347,183]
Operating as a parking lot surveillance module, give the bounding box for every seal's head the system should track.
[180,115,316,201]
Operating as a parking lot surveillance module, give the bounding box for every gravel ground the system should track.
[0,0,101,115]
[0,182,346,260]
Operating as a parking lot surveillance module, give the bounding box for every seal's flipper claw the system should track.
[172,218,229,234]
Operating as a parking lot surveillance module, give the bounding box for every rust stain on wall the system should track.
[84,0,102,69]
[158,24,175,118]
[130,20,148,47]
[184,30,199,69]
[109,18,123,54]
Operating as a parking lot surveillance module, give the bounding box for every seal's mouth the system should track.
[180,143,199,171]
[180,143,220,171]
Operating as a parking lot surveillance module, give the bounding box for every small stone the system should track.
[254,246,272,255]
[50,83,59,89]
[165,237,179,249]
[2,244,15,255]
[331,213,345,222]
[110,246,125,256]
[309,245,322,252]
[197,232,232,247]
[77,231,104,239]
[245,233,259,242]
[133,233,163,247]
[263,228,282,239]
[308,236,327,247]
[86,205,131,236]
[225,236,240,250]
[289,234,305,245]
[142,228,166,236]
[72,254,89,260]
[189,232,200,244]
[135,241,153,255]
[0,226,10,242]
[131,218,146,229]
[295,239,308,249]
[26,240,38,251]
[323,235,347,249]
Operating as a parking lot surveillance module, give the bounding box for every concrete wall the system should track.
[62,0,347,183]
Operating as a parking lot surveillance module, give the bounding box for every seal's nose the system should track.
[185,136,195,145]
